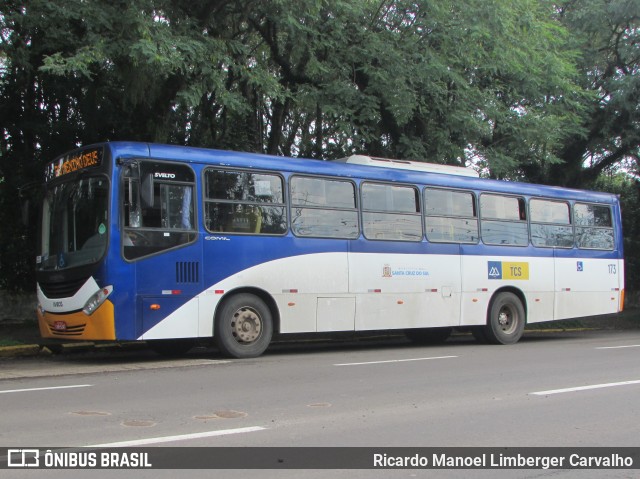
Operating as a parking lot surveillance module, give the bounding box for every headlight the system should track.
[83,286,113,315]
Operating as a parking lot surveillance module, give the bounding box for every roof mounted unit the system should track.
[334,155,479,177]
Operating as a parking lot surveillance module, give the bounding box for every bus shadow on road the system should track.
[38,328,634,366]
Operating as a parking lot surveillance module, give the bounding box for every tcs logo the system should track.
[488,261,529,280]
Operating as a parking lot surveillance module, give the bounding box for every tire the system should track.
[484,292,525,345]
[214,293,273,358]
[147,339,195,357]
[405,327,453,344]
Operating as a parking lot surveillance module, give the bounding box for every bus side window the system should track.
[574,203,614,250]
[480,194,528,246]
[424,188,478,243]
[204,169,287,235]
[361,182,422,242]
[159,184,193,230]
[124,178,141,228]
[122,161,197,260]
[290,176,359,239]
[530,199,573,248]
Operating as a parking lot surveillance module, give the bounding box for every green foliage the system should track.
[549,0,640,187]
[0,0,638,292]
[594,172,640,296]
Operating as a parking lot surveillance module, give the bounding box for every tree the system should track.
[548,0,640,188]
[594,171,640,298]
[0,0,625,291]
[235,0,586,172]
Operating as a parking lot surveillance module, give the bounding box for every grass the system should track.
[0,320,41,347]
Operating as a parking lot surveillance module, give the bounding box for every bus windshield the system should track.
[38,176,109,271]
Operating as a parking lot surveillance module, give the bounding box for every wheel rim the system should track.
[497,305,518,334]
[231,306,262,344]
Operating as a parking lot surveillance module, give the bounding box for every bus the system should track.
[36,142,625,358]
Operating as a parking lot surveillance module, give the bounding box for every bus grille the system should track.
[176,261,199,284]
[39,277,90,299]
[48,323,86,336]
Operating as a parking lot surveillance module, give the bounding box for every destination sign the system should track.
[45,147,103,182]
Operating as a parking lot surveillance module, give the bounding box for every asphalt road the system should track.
[1,330,639,478]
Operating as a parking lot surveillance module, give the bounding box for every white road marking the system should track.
[531,380,640,396]
[334,356,457,366]
[595,344,640,350]
[0,384,92,394]
[85,426,267,447]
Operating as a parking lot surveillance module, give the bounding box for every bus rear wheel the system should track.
[214,293,273,359]
[484,292,525,345]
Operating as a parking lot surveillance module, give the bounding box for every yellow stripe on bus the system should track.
[501,262,529,280]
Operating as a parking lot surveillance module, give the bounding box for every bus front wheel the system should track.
[484,292,525,345]
[214,293,273,359]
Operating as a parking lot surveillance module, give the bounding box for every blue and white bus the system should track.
[36,142,625,358]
